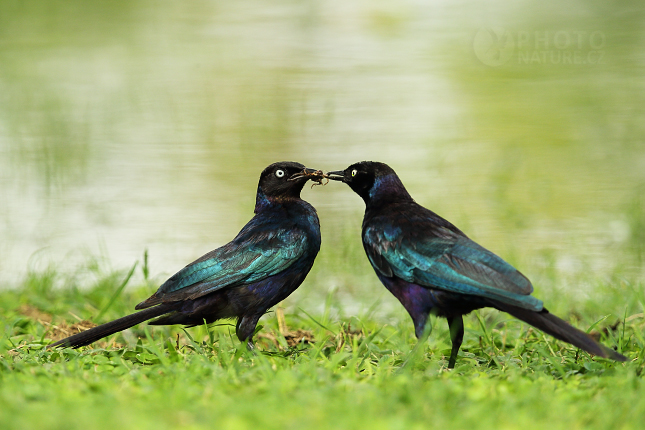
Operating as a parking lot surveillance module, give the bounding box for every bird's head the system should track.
[326,161,411,206]
[256,161,323,208]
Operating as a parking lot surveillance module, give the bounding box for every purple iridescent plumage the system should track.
[327,161,626,367]
[49,161,321,349]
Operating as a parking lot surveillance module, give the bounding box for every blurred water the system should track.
[1,1,644,304]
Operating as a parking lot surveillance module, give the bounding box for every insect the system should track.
[290,168,328,187]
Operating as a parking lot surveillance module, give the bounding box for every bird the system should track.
[49,161,323,350]
[326,161,627,368]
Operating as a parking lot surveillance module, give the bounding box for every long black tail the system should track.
[48,304,174,349]
[493,302,627,362]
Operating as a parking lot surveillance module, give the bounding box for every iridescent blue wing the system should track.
[363,215,543,311]
[137,219,309,308]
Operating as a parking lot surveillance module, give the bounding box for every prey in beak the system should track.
[325,170,345,182]
[289,168,328,187]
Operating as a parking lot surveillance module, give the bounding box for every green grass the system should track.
[1,260,644,430]
[2,1,645,428]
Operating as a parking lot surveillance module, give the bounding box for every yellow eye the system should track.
[351,169,357,177]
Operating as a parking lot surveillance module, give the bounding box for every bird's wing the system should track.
[137,224,309,307]
[363,220,543,311]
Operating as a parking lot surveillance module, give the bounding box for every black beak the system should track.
[325,170,345,182]
[288,167,323,182]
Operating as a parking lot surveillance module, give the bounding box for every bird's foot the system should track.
[246,340,257,355]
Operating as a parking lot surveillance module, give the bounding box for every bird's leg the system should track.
[399,311,435,372]
[235,316,259,355]
[447,316,464,369]
[415,312,434,341]
[236,314,262,347]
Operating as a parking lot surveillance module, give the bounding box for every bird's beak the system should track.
[288,167,324,182]
[325,170,346,182]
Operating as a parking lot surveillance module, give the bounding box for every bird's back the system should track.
[361,199,542,311]
[137,199,320,309]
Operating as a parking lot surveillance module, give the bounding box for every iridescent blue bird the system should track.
[50,162,323,349]
[327,161,626,368]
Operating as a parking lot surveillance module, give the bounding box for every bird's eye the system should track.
[351,169,358,177]
[275,169,285,178]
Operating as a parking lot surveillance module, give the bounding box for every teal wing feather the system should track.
[137,224,309,308]
[363,222,543,311]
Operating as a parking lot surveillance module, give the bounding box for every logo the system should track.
[473,29,606,66]
[473,28,515,67]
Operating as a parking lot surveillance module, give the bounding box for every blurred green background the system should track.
[1,0,643,314]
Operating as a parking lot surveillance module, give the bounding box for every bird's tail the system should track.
[48,304,173,349]
[493,302,627,362]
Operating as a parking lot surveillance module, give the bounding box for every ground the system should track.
[1,265,644,430]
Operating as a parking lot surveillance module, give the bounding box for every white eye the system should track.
[275,169,285,178]
[351,169,358,177]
